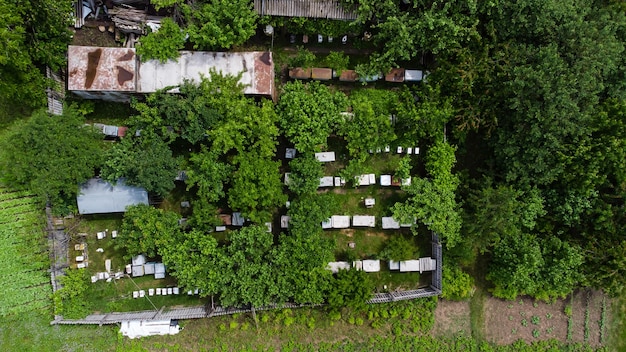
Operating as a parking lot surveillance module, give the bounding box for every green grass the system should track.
[607,292,626,351]
[322,187,407,219]
[84,101,134,126]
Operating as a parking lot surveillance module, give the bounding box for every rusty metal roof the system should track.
[68,46,136,91]
[254,0,357,20]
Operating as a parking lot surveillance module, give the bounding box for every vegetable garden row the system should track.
[0,186,50,316]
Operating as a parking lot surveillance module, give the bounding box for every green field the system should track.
[0,186,49,316]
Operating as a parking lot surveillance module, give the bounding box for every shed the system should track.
[154,263,166,279]
[288,67,312,80]
[232,212,245,226]
[67,46,137,102]
[311,68,333,80]
[385,68,405,82]
[326,261,352,273]
[331,215,350,229]
[77,178,149,215]
[400,260,420,272]
[381,217,401,229]
[339,70,359,82]
[254,0,358,20]
[319,176,334,187]
[280,215,290,228]
[120,320,180,339]
[352,215,375,227]
[388,260,400,271]
[380,175,392,186]
[419,257,436,272]
[362,259,381,272]
[404,69,423,82]
[315,152,336,162]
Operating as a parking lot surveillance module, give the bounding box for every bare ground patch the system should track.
[431,300,471,338]
[483,290,607,348]
[484,296,568,344]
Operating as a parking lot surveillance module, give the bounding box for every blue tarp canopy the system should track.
[77,178,149,214]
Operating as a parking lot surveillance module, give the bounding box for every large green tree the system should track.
[0,0,73,121]
[218,225,279,308]
[100,133,179,197]
[229,153,286,222]
[487,235,583,301]
[278,81,347,153]
[0,109,103,210]
[117,204,182,259]
[184,0,258,50]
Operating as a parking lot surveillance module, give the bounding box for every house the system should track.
[68,46,276,102]
[385,68,405,82]
[404,69,423,82]
[311,68,333,80]
[289,67,312,80]
[319,176,334,188]
[76,178,149,215]
[399,260,420,272]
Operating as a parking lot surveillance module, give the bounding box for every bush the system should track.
[325,52,349,74]
[442,266,474,300]
[289,47,316,68]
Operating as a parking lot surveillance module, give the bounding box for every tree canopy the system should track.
[0,109,103,211]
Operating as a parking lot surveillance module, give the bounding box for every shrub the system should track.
[532,329,540,338]
[355,317,364,326]
[229,321,239,330]
[442,266,475,300]
[564,304,573,317]
[531,316,541,325]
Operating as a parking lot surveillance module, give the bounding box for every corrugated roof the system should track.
[68,46,137,92]
[137,51,275,97]
[77,178,149,214]
[254,0,357,20]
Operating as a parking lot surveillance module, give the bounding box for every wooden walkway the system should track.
[254,0,358,20]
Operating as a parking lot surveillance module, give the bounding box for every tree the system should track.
[0,0,73,121]
[339,89,397,159]
[327,269,374,312]
[186,147,233,203]
[184,0,257,50]
[463,183,545,253]
[0,109,103,210]
[278,81,347,153]
[229,152,287,223]
[117,204,182,259]
[100,133,179,196]
[158,229,222,297]
[287,155,324,196]
[391,141,461,247]
[218,225,279,308]
[136,18,186,63]
[487,235,583,301]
